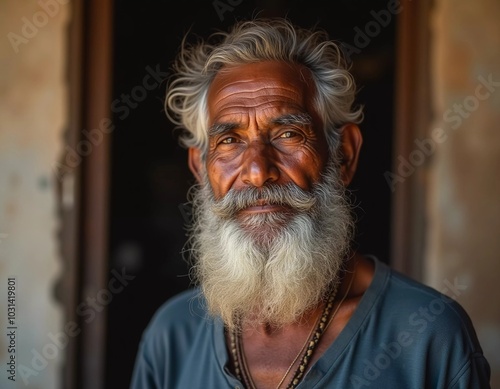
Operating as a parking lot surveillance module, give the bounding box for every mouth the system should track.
[239,200,291,215]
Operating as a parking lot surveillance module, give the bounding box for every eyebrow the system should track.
[207,113,313,137]
[208,122,239,138]
[271,113,313,127]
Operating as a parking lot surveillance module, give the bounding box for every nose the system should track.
[240,141,280,187]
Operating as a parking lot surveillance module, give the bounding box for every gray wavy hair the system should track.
[165,18,363,155]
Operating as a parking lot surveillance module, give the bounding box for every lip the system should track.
[239,203,290,214]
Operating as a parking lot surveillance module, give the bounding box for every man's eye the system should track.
[279,131,297,139]
[220,137,238,144]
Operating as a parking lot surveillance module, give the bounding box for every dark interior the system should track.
[106,1,396,387]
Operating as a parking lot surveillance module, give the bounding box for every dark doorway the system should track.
[105,1,396,388]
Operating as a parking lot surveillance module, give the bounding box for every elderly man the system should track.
[130,18,490,389]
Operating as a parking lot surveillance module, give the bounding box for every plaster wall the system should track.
[427,0,500,386]
[0,0,69,387]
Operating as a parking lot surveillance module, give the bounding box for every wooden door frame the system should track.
[60,0,114,388]
[391,0,432,279]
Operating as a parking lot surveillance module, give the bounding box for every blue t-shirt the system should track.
[130,257,491,388]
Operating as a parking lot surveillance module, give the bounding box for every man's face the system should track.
[204,61,330,203]
[186,60,361,328]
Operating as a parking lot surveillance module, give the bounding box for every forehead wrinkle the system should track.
[213,88,302,107]
[215,96,301,109]
[210,110,312,138]
[212,104,306,126]
[212,76,302,92]
[209,96,303,126]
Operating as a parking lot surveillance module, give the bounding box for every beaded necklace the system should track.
[229,281,339,389]
[285,270,355,388]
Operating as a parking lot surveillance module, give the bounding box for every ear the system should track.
[188,147,203,183]
[339,123,363,186]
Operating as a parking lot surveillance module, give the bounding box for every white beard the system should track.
[186,159,355,329]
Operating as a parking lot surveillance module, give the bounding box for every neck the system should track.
[227,253,373,389]
[242,298,328,337]
[229,276,342,389]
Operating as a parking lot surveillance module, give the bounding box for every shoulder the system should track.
[142,287,209,341]
[386,264,476,332]
[352,256,480,340]
[359,257,491,387]
[130,288,217,388]
[362,257,486,358]
[380,263,475,335]
[150,287,206,321]
[133,287,213,373]
[379,260,489,374]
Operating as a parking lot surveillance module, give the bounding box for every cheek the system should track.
[282,163,319,190]
[206,156,241,199]
[288,148,329,188]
